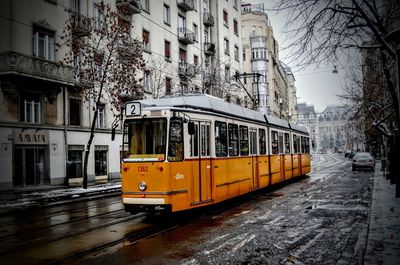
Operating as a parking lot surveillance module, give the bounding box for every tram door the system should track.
[190,121,212,204]
[249,128,259,189]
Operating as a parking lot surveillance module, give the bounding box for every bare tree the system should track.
[274,0,400,195]
[144,57,169,98]
[59,1,144,188]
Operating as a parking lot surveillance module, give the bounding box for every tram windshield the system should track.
[123,118,167,162]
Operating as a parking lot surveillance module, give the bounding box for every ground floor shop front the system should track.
[0,126,122,191]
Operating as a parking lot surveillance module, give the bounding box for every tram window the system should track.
[278,133,284,154]
[239,125,249,156]
[271,131,278,154]
[215,121,227,157]
[300,136,304,153]
[306,137,310,153]
[297,136,301,153]
[258,129,267,155]
[250,129,257,155]
[301,136,306,153]
[123,119,167,161]
[284,133,290,154]
[228,123,239,156]
[190,124,199,157]
[200,124,210,156]
[293,135,298,153]
[259,129,266,155]
[168,120,184,161]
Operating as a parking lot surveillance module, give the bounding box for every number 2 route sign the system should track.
[125,102,141,116]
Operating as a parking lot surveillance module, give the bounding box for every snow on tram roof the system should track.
[138,94,266,123]
[136,94,306,132]
[289,122,309,134]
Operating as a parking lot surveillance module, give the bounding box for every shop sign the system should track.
[68,145,85,151]
[95,145,108,151]
[14,130,49,145]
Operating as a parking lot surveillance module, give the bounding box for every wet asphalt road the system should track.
[77,154,373,265]
[0,154,374,264]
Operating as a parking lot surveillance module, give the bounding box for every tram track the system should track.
[0,197,123,228]
[0,155,346,264]
[0,199,126,240]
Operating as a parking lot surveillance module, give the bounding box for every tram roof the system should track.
[137,95,307,131]
[139,94,267,123]
[289,122,309,134]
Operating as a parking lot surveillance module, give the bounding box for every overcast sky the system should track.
[248,0,346,113]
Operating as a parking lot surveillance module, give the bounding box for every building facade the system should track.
[0,0,246,191]
[296,103,318,152]
[241,3,296,120]
[317,105,351,152]
[135,0,243,101]
[0,0,136,190]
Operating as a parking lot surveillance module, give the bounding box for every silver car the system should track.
[352,152,375,171]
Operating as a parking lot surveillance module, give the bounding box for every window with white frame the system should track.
[225,65,230,81]
[69,98,81,126]
[193,23,198,41]
[33,26,55,61]
[234,45,239,61]
[165,77,172,95]
[233,19,238,35]
[94,4,105,31]
[223,9,228,27]
[141,0,150,13]
[144,71,151,92]
[97,105,106,128]
[142,29,150,52]
[163,4,170,25]
[224,38,229,55]
[21,93,41,123]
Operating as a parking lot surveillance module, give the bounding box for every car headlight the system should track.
[138,181,147,191]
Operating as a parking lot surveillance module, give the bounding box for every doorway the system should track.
[13,146,49,187]
[190,121,212,204]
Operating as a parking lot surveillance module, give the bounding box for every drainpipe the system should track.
[63,86,68,185]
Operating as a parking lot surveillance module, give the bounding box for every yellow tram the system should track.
[120,95,310,213]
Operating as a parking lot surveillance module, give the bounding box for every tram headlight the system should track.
[138,181,147,191]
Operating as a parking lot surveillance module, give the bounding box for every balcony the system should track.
[177,0,195,12]
[204,42,216,56]
[0,52,76,85]
[75,68,94,88]
[177,28,195,44]
[70,12,92,38]
[116,0,141,15]
[179,61,197,78]
[203,12,214,27]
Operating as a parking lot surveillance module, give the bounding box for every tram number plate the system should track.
[125,102,141,117]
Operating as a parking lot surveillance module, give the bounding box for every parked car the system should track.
[352,152,375,171]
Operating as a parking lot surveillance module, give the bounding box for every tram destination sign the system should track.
[125,102,141,117]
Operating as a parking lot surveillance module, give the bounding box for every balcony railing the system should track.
[70,12,92,38]
[179,61,197,78]
[177,28,195,44]
[116,0,141,15]
[204,42,215,56]
[75,68,94,88]
[177,0,195,12]
[203,12,214,26]
[0,52,76,85]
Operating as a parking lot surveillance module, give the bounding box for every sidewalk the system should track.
[0,182,121,214]
[364,163,400,264]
